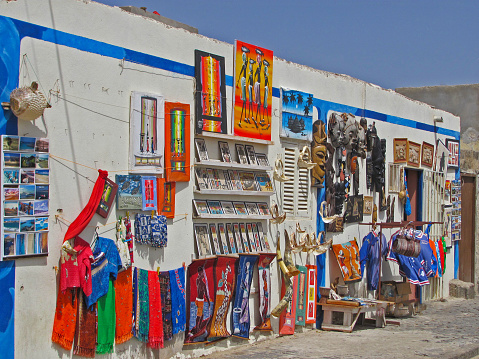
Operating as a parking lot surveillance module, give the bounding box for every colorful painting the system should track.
[194,50,228,134]
[3,153,20,167]
[141,176,157,211]
[157,177,175,218]
[254,253,276,331]
[3,201,18,217]
[2,135,19,151]
[116,174,142,210]
[184,258,215,344]
[96,177,118,218]
[305,265,317,324]
[331,240,362,283]
[165,102,190,182]
[19,137,36,151]
[208,255,237,340]
[231,254,259,339]
[233,40,273,141]
[445,138,459,168]
[281,88,313,141]
[129,92,165,174]
[3,169,19,184]
[295,266,307,326]
[279,274,297,335]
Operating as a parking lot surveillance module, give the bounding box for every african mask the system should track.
[311,144,328,185]
[341,113,358,150]
[328,113,344,148]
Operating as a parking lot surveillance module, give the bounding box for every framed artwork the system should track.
[245,202,260,215]
[165,102,190,182]
[245,223,258,251]
[193,199,209,215]
[233,202,248,215]
[157,178,176,218]
[407,141,421,167]
[129,91,164,174]
[421,142,434,168]
[233,40,273,141]
[21,153,36,168]
[255,153,269,167]
[35,169,49,184]
[115,174,142,210]
[225,223,237,254]
[194,50,228,135]
[34,200,48,216]
[218,141,232,163]
[4,153,20,168]
[255,172,273,192]
[4,187,19,201]
[233,223,244,253]
[194,223,211,257]
[445,180,451,201]
[3,233,15,256]
[194,138,209,162]
[19,200,34,215]
[36,154,48,169]
[35,185,49,200]
[3,136,19,151]
[20,185,35,200]
[363,196,373,215]
[443,205,452,248]
[217,223,229,254]
[207,168,218,189]
[256,202,270,215]
[209,223,222,255]
[445,138,459,168]
[20,170,34,184]
[34,138,49,152]
[3,169,19,184]
[4,201,18,217]
[221,201,236,215]
[235,144,248,164]
[239,223,252,252]
[19,137,36,151]
[96,177,119,218]
[280,88,314,141]
[393,138,408,163]
[141,176,157,211]
[239,171,257,191]
[434,139,449,173]
[343,195,364,224]
[195,167,210,190]
[244,145,257,165]
[207,200,223,215]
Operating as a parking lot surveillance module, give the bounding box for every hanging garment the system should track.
[440,238,447,274]
[52,289,78,351]
[254,253,276,331]
[148,270,164,349]
[73,291,97,358]
[434,239,443,278]
[133,268,150,342]
[331,240,362,283]
[115,267,133,344]
[96,279,115,354]
[159,271,173,341]
[60,236,94,296]
[169,266,186,334]
[359,231,387,290]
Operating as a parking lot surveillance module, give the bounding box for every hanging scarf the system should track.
[60,236,94,295]
[52,289,78,351]
[115,267,133,344]
[169,266,186,334]
[331,240,362,283]
[148,271,164,349]
[159,271,173,341]
[73,292,97,357]
[134,268,150,342]
[63,170,108,243]
[151,215,168,248]
[124,215,134,263]
[96,279,115,354]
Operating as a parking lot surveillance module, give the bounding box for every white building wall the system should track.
[0,1,459,358]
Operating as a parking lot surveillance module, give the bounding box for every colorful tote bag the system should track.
[331,239,362,283]
[305,265,317,324]
[254,253,276,331]
[184,258,215,344]
[207,255,237,340]
[295,265,307,326]
[231,254,259,339]
[279,274,298,335]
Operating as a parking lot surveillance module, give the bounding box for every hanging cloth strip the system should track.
[96,279,116,354]
[305,265,317,324]
[169,266,186,334]
[73,291,97,358]
[148,270,164,349]
[115,267,133,344]
[254,253,276,331]
[295,265,308,326]
[159,271,173,341]
[52,288,78,351]
[135,268,150,342]
[124,215,134,263]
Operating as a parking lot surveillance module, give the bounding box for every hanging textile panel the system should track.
[148,270,163,349]
[157,178,175,218]
[305,265,317,324]
[194,50,228,134]
[141,176,158,211]
[52,289,78,351]
[279,274,298,335]
[133,268,150,343]
[158,271,173,341]
[254,253,276,331]
[114,267,133,344]
[169,266,186,334]
[331,240,362,283]
[184,258,215,344]
[165,102,190,182]
[231,254,258,339]
[295,265,307,326]
[208,255,237,340]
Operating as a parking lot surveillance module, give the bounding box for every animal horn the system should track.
[276,232,291,276]
[284,230,300,276]
[271,274,294,317]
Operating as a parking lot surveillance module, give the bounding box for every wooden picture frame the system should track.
[194,223,211,257]
[235,144,248,164]
[393,138,408,163]
[165,102,190,182]
[218,141,232,163]
[407,141,421,167]
[157,177,176,218]
[343,194,364,223]
[445,138,459,168]
[193,199,209,215]
[96,177,118,218]
[421,141,434,168]
[194,138,209,162]
[363,196,373,215]
[244,145,257,165]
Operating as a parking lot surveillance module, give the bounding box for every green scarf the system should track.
[96,279,116,354]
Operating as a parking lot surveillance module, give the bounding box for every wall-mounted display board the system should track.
[1,135,50,259]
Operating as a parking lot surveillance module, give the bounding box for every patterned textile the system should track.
[86,237,122,308]
[133,268,150,342]
[169,267,186,334]
[295,265,307,326]
[60,236,94,296]
[52,289,78,350]
[134,214,168,248]
[148,271,164,349]
[231,254,258,339]
[331,240,362,283]
[159,271,173,341]
[73,291,97,357]
[279,274,297,335]
[124,215,134,263]
[115,268,133,344]
[305,265,317,324]
[135,214,151,245]
[184,258,215,344]
[254,253,276,331]
[208,255,237,340]
[96,279,115,354]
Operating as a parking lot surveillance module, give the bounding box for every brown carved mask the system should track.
[311,144,328,184]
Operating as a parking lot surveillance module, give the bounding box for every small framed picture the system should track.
[4,153,20,167]
[393,138,408,163]
[4,201,18,217]
[421,141,434,168]
[195,167,210,190]
[193,223,211,257]
[221,201,236,215]
[246,223,260,251]
[255,153,269,167]
[194,138,209,161]
[255,172,274,192]
[225,223,237,254]
[96,177,118,218]
[257,202,270,216]
[245,202,260,215]
[218,141,232,163]
[251,223,263,251]
[3,169,19,184]
[407,141,421,167]
[239,171,258,191]
[235,144,248,164]
[363,196,373,215]
[207,200,223,215]
[217,223,229,254]
[3,135,19,151]
[233,223,244,253]
[233,201,248,215]
[193,199,209,215]
[19,137,36,151]
[21,153,36,168]
[445,138,460,168]
[244,145,257,165]
[239,223,252,252]
[256,222,271,251]
[209,223,222,255]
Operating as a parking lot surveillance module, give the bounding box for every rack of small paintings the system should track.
[451,180,461,241]
[1,135,50,259]
[193,199,270,219]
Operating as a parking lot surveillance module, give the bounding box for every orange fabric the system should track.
[148,271,164,349]
[115,267,133,344]
[52,289,78,351]
[331,240,362,283]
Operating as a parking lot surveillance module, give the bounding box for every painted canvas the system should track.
[445,138,459,168]
[141,176,157,211]
[157,177,175,218]
[194,50,228,134]
[231,254,258,339]
[331,240,362,283]
[254,253,276,331]
[305,265,317,324]
[281,88,313,141]
[233,40,273,141]
[184,258,215,344]
[96,177,118,218]
[116,174,142,210]
[129,92,165,174]
[165,102,190,182]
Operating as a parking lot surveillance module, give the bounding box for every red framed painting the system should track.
[157,177,176,218]
[165,102,190,182]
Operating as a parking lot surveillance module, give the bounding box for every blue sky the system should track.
[94,1,479,90]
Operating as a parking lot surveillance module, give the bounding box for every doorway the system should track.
[459,175,475,283]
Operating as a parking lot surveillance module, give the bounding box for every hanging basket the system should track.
[9,82,50,121]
